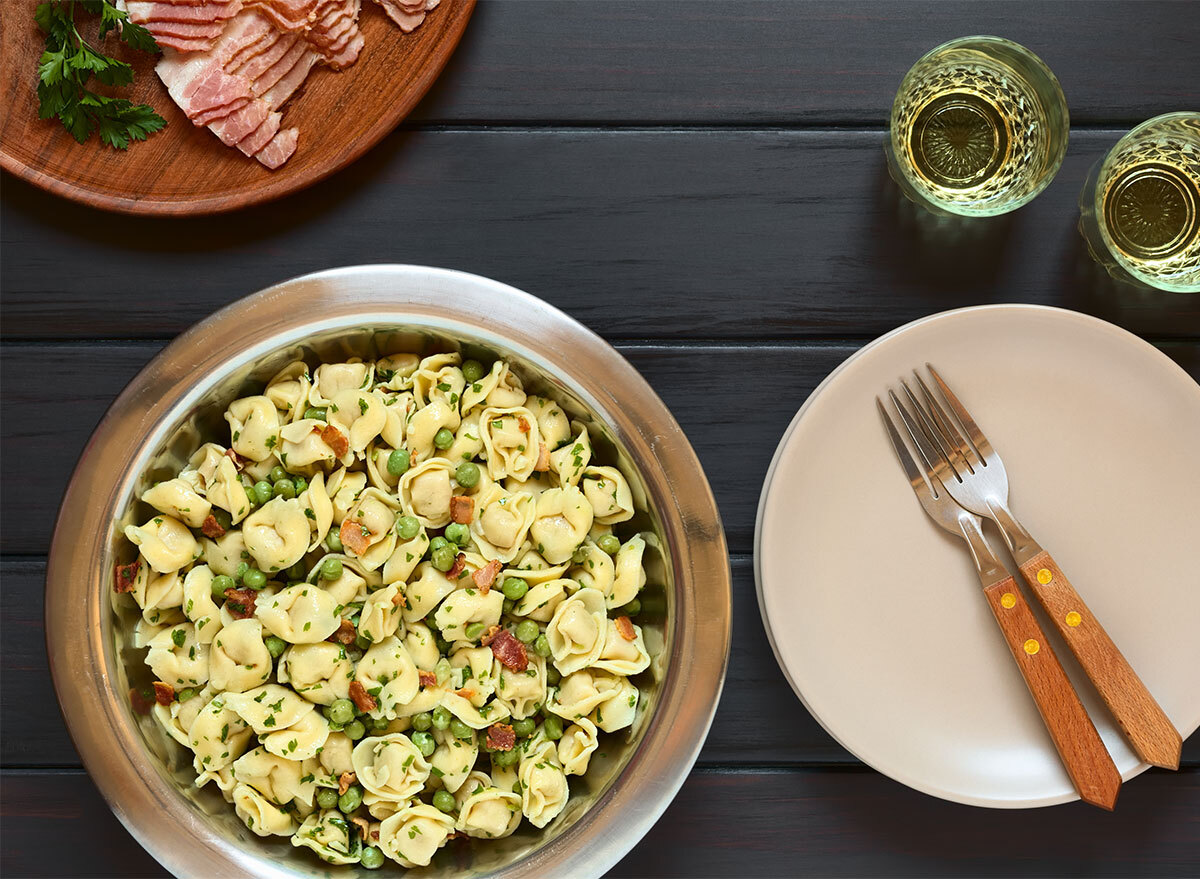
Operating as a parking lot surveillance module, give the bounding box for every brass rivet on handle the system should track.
[1065,611,1082,627]
[1037,568,1053,584]
[1023,639,1040,655]
[1000,592,1016,608]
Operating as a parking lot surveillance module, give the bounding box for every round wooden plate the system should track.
[0,1,474,215]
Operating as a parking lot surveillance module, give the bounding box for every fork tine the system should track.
[876,397,938,497]
[888,387,954,481]
[914,370,980,471]
[901,378,965,476]
[926,364,995,461]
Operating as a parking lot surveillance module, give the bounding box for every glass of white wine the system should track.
[1079,112,1200,293]
[886,36,1069,217]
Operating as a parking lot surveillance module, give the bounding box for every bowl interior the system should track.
[107,322,673,876]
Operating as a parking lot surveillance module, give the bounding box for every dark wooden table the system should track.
[3,2,1199,876]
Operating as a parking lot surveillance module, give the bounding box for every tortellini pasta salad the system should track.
[114,350,661,870]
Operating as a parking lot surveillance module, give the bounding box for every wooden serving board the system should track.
[0,1,474,215]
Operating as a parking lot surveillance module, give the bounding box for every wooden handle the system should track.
[1018,551,1182,770]
[982,578,1121,810]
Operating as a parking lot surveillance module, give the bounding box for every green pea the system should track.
[546,665,561,686]
[176,687,198,703]
[434,635,452,655]
[211,508,233,532]
[328,720,345,732]
[433,427,454,449]
[360,846,385,870]
[371,715,390,731]
[265,635,287,658]
[411,712,432,732]
[244,485,258,508]
[464,621,486,641]
[431,545,456,572]
[512,717,536,738]
[543,715,564,740]
[428,536,449,553]
[598,534,621,555]
[502,598,515,614]
[304,407,327,421]
[211,574,234,600]
[338,785,363,814]
[492,748,519,768]
[449,718,473,740]
[432,789,456,813]
[397,516,420,540]
[344,720,366,741]
[284,561,305,581]
[445,523,470,547]
[253,480,273,505]
[234,561,250,583]
[387,448,411,477]
[461,360,485,383]
[316,788,338,810]
[533,634,552,658]
[621,598,642,617]
[501,577,528,601]
[454,461,480,488]
[325,530,343,553]
[571,545,589,564]
[412,730,436,758]
[355,634,372,651]
[515,620,539,644]
[329,699,355,726]
[269,465,287,483]
[293,475,308,494]
[431,706,452,730]
[243,568,267,590]
[273,478,296,499]
[321,558,343,581]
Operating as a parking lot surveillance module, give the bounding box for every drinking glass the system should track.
[886,36,1069,217]
[1079,112,1200,293]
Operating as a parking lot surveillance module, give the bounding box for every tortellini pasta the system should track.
[116,349,662,868]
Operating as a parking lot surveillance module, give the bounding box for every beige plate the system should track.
[756,304,1200,808]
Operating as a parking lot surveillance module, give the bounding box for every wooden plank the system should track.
[3,768,1198,877]
[5,130,1200,342]
[408,1,1200,125]
[3,342,1198,557]
[6,555,1197,768]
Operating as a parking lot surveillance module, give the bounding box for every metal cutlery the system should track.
[902,365,1182,771]
[878,396,1121,810]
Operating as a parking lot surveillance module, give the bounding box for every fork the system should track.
[878,397,1121,810]
[900,365,1182,771]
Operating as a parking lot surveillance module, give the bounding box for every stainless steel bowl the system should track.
[46,266,731,878]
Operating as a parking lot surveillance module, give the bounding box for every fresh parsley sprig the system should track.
[35,0,167,149]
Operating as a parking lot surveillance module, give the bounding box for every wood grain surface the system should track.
[2,1,1199,876]
[1020,550,1184,771]
[0,0,475,213]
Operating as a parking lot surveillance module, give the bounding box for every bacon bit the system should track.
[391,589,406,607]
[449,495,474,524]
[338,772,357,796]
[488,628,529,672]
[153,681,175,705]
[371,829,380,842]
[455,687,476,700]
[224,448,248,470]
[348,680,377,713]
[200,514,226,539]
[615,615,637,641]
[534,441,550,472]
[479,624,502,646]
[327,618,356,646]
[350,816,370,841]
[339,517,371,556]
[223,587,257,619]
[321,424,350,458]
[486,723,516,752]
[418,670,437,688]
[114,559,141,594]
[446,552,467,579]
[472,560,503,594]
[517,416,531,433]
[129,686,155,715]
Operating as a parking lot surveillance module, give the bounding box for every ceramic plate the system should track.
[755,304,1200,808]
